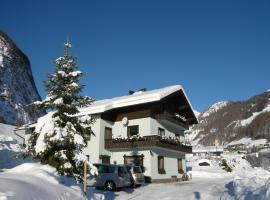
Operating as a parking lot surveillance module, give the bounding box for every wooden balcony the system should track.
[105,135,192,153]
[154,111,189,129]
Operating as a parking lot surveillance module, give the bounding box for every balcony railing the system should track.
[154,111,188,129]
[105,135,192,153]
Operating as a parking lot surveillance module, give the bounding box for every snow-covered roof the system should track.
[79,85,197,122]
[0,123,16,136]
[0,123,25,144]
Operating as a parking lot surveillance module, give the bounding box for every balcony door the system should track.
[127,125,139,137]
[105,127,112,140]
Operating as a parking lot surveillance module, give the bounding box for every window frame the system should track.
[158,127,165,137]
[127,125,139,137]
[178,158,184,174]
[158,156,166,174]
[105,127,112,140]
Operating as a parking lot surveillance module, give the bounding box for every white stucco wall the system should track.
[83,115,102,163]
[113,117,186,138]
[150,118,185,138]
[113,118,151,137]
[150,148,186,180]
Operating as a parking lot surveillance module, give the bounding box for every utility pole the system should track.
[84,161,87,194]
[84,155,90,194]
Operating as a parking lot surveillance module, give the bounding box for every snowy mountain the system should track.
[188,90,270,146]
[0,30,42,125]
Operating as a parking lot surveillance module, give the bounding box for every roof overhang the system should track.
[79,85,198,124]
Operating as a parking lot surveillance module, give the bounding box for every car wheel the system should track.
[105,181,116,191]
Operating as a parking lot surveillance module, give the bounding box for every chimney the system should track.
[128,90,135,95]
[139,88,147,92]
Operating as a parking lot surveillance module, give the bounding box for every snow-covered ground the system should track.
[0,163,86,200]
[1,134,270,200]
[0,134,87,200]
[90,154,270,200]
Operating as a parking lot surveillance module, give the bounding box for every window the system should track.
[105,127,112,140]
[158,128,165,137]
[178,159,184,174]
[127,125,139,137]
[158,156,165,174]
[100,155,110,164]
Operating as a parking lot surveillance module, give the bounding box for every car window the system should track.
[94,165,113,173]
[133,166,142,173]
[99,165,107,173]
[126,166,131,172]
[93,164,116,173]
[118,167,126,174]
[108,165,115,173]
[123,167,128,174]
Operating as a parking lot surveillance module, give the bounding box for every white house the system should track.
[192,146,224,157]
[78,85,198,182]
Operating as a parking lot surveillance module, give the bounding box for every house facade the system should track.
[79,85,198,182]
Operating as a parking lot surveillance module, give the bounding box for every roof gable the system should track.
[79,85,198,124]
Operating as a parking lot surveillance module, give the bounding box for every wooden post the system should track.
[84,160,87,194]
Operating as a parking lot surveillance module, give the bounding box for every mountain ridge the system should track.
[0,30,42,125]
[188,90,270,146]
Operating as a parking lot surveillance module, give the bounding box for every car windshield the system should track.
[133,166,142,173]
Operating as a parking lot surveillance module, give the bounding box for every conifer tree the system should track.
[28,41,93,177]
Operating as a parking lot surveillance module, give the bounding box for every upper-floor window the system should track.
[127,125,139,137]
[158,128,165,137]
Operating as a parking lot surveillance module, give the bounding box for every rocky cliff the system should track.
[187,90,270,146]
[0,30,42,125]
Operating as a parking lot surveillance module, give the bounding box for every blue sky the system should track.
[1,0,270,112]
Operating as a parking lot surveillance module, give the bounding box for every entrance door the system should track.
[124,155,144,171]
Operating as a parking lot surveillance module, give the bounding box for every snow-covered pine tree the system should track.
[28,41,94,177]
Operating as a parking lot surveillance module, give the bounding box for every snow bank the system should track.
[0,163,86,200]
[190,153,270,199]
[232,169,270,200]
[0,134,27,169]
[0,133,98,200]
